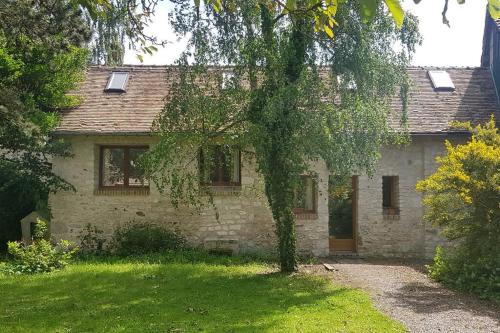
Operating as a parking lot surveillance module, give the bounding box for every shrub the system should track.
[110,221,187,256]
[5,239,77,274]
[417,117,500,301]
[32,218,48,240]
[428,246,500,302]
[3,219,77,274]
[78,224,106,255]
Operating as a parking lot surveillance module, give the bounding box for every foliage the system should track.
[3,220,77,274]
[0,0,91,249]
[32,218,49,241]
[5,240,77,275]
[77,224,107,255]
[110,221,187,256]
[88,0,128,65]
[0,252,405,332]
[417,117,500,301]
[140,0,420,272]
[77,0,500,64]
[428,246,500,302]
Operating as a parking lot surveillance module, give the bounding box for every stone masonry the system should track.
[49,134,457,258]
[49,135,329,256]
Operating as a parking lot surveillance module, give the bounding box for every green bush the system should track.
[428,246,500,302]
[78,223,106,255]
[417,118,500,301]
[5,239,77,274]
[110,221,187,256]
[2,219,77,274]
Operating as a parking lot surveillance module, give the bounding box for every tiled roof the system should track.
[56,66,500,135]
[388,67,499,133]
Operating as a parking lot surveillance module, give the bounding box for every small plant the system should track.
[78,224,106,255]
[6,239,77,274]
[4,220,77,274]
[110,221,187,256]
[32,218,48,240]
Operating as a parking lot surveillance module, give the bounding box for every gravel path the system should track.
[302,259,500,333]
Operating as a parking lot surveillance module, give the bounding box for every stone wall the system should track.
[356,136,464,258]
[49,135,330,256]
[49,134,457,258]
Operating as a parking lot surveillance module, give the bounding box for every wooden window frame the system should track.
[382,176,399,216]
[293,175,317,214]
[199,147,241,187]
[99,145,149,189]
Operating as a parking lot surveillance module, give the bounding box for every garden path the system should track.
[303,259,500,333]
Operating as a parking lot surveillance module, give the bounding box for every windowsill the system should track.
[201,185,242,196]
[295,213,318,220]
[383,214,400,220]
[94,188,150,196]
[383,207,400,220]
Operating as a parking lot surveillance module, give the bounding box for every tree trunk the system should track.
[253,7,310,272]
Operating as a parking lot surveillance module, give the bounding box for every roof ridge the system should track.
[88,64,488,70]
[407,66,487,70]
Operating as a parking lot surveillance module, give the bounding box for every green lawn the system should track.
[0,252,405,333]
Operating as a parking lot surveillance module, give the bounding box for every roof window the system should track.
[428,70,455,91]
[221,72,236,90]
[105,72,129,92]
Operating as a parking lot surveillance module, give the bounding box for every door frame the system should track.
[329,175,358,253]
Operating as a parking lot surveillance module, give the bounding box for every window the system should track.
[221,72,236,90]
[99,146,149,188]
[105,72,129,92]
[199,145,241,186]
[428,70,455,91]
[293,176,317,214]
[382,176,399,215]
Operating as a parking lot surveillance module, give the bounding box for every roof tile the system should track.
[56,66,500,135]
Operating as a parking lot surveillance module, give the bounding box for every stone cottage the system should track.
[49,13,500,258]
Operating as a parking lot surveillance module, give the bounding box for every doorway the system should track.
[329,175,358,253]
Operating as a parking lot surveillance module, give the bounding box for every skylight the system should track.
[105,72,129,92]
[428,70,455,91]
[221,72,235,90]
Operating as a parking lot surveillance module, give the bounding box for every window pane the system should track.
[329,175,354,239]
[304,177,314,211]
[201,146,240,185]
[383,176,399,209]
[218,147,231,183]
[102,148,125,186]
[105,72,129,92]
[129,148,149,187]
[294,185,306,209]
[294,176,315,212]
[382,177,392,208]
[231,149,240,183]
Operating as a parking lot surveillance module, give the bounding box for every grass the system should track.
[0,251,405,333]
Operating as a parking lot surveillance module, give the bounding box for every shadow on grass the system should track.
[0,258,356,332]
[74,249,278,267]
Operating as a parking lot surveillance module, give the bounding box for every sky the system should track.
[123,0,488,67]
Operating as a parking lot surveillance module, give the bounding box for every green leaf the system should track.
[359,0,380,23]
[136,54,144,63]
[489,0,500,19]
[194,0,200,7]
[384,0,404,28]
[324,25,334,38]
[286,0,296,11]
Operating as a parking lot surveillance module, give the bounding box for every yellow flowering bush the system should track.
[417,116,500,301]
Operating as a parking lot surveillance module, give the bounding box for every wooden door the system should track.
[329,176,357,253]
